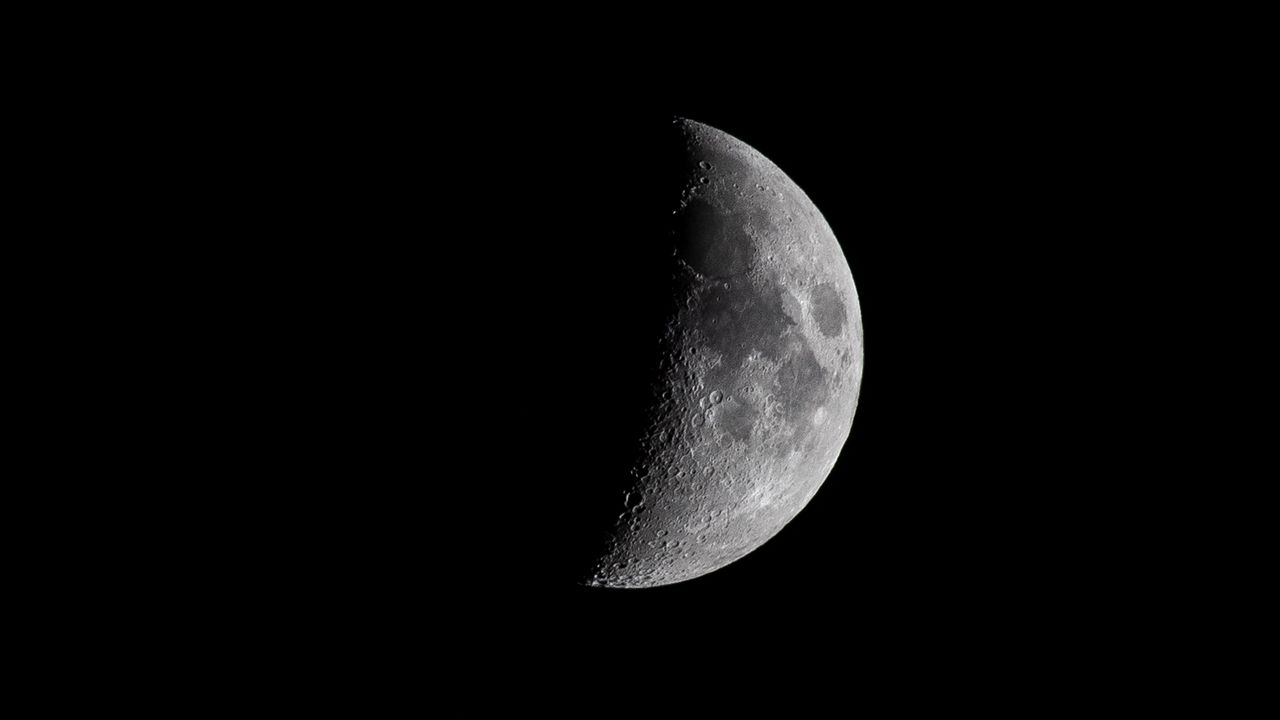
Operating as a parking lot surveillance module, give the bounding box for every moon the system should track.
[582,118,864,589]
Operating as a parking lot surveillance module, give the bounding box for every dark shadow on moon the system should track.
[676,199,755,280]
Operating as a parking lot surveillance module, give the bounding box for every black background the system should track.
[32,13,1259,704]
[428,86,1150,655]
[169,52,1209,675]
[458,76,1217,666]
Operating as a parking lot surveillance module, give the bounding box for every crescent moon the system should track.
[584,118,864,588]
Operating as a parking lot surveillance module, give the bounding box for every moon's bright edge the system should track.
[584,118,864,589]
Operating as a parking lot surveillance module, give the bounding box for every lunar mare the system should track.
[585,118,864,589]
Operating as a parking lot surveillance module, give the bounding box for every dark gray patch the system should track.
[811,284,847,338]
[716,397,758,442]
[677,199,754,279]
[697,277,795,369]
[772,341,830,450]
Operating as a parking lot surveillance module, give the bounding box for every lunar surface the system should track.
[583,118,864,588]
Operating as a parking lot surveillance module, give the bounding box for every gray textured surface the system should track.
[585,119,864,588]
